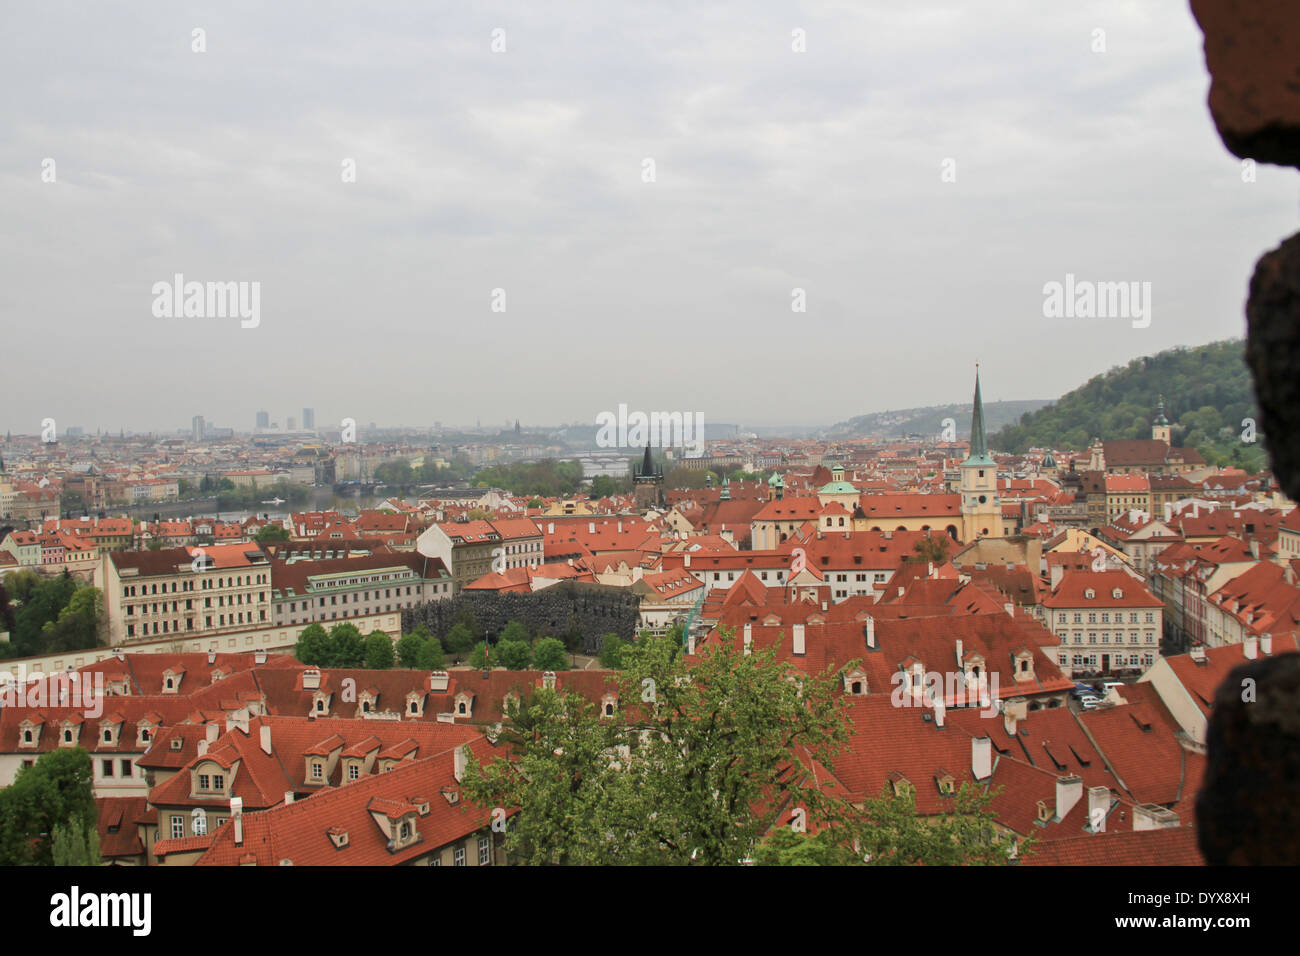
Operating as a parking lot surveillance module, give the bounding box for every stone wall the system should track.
[402,581,640,654]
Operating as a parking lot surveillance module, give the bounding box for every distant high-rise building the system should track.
[302,407,315,430]
[287,416,297,432]
[192,415,205,442]
[256,410,269,430]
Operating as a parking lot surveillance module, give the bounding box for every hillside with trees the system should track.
[989,340,1266,472]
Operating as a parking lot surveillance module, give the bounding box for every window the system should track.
[171,816,184,839]
[348,764,359,781]
[102,759,114,777]
[213,774,224,790]
[311,762,323,780]
[199,774,210,790]
[399,821,412,841]
[454,845,466,866]
[120,759,132,777]
[478,836,491,865]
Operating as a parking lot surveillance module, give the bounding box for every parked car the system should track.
[1079,695,1104,709]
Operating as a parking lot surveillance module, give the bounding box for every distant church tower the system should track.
[633,444,664,510]
[960,367,1004,541]
[1151,396,1171,445]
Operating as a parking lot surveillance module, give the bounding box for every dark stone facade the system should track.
[402,581,641,655]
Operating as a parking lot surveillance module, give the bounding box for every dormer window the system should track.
[542,672,557,690]
[170,738,183,751]
[1084,589,1095,600]
[328,828,349,849]
[1112,588,1123,599]
[601,694,618,718]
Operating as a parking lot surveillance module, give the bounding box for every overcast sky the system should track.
[2,0,1295,436]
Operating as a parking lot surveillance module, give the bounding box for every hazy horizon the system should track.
[3,2,1292,434]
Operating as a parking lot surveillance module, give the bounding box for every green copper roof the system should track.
[819,481,857,494]
[961,367,996,467]
[1153,395,1169,426]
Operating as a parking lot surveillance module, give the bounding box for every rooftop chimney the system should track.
[197,739,208,756]
[588,521,595,533]
[927,561,934,577]
[955,638,963,668]
[1056,775,1083,821]
[932,695,946,728]
[1244,635,1258,660]
[453,744,468,783]
[683,553,691,568]
[231,797,244,846]
[207,649,216,665]
[897,586,905,597]
[255,650,267,665]
[1004,602,1015,617]
[971,736,992,781]
[1261,633,1272,655]
[743,623,753,656]
[259,723,272,755]
[1088,786,1110,833]
[1190,645,1206,664]
[429,671,450,693]
[302,668,321,690]
[1003,707,1018,737]
[1133,803,1180,831]
[864,616,876,650]
[206,723,220,743]
[792,624,805,656]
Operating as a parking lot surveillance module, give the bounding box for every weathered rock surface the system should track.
[1197,653,1300,864]
[1191,0,1300,165]
[1245,235,1300,502]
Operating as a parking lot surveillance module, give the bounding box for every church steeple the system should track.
[959,365,1002,541]
[1152,395,1171,445]
[962,365,994,466]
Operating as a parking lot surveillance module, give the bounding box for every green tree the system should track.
[326,623,366,668]
[396,632,427,668]
[598,634,628,669]
[909,535,951,565]
[851,783,1027,866]
[363,633,395,670]
[50,814,103,866]
[254,523,290,543]
[532,636,568,670]
[467,641,491,670]
[444,622,475,657]
[294,623,330,665]
[461,630,853,866]
[416,637,446,670]
[496,640,533,670]
[0,748,96,865]
[499,620,530,644]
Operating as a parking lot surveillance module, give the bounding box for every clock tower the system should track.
[960,367,1004,541]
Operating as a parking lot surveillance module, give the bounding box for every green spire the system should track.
[1153,395,1169,426]
[970,366,987,458]
[962,365,995,467]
